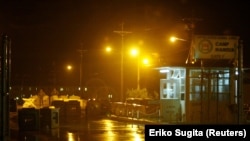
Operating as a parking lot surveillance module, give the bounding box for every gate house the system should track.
[159,67,242,124]
[158,35,243,124]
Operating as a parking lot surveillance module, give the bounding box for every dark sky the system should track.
[1,0,249,88]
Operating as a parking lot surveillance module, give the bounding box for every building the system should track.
[158,66,244,124]
[157,35,245,124]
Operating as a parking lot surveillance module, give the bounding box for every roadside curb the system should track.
[108,115,162,124]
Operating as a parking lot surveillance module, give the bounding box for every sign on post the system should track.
[192,35,239,60]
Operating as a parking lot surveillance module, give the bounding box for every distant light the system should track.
[106,46,112,52]
[170,36,187,42]
[67,65,72,70]
[108,94,112,99]
[60,87,64,91]
[160,69,169,73]
[130,48,139,56]
[142,58,149,65]
[235,69,238,75]
[170,37,177,42]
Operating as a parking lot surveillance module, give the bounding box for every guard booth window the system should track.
[189,68,230,101]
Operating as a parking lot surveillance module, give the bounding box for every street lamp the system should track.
[65,64,73,94]
[105,46,112,52]
[169,36,194,64]
[66,65,72,71]
[130,48,150,90]
[170,36,187,42]
[130,48,140,90]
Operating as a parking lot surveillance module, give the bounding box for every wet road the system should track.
[10,118,145,141]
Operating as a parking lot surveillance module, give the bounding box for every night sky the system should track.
[1,0,249,91]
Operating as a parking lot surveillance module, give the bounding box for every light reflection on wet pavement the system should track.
[10,118,145,141]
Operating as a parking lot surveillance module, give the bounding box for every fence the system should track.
[110,101,160,122]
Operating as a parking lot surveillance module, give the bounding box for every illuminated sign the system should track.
[192,35,239,60]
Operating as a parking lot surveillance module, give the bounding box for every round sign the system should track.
[198,39,213,54]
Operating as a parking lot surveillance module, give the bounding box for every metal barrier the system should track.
[110,102,161,122]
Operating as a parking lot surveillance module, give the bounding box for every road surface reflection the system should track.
[11,118,145,141]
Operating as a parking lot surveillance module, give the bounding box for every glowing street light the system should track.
[169,36,194,64]
[66,65,72,71]
[105,46,112,53]
[130,48,139,56]
[170,36,187,42]
[142,58,149,65]
[130,47,150,90]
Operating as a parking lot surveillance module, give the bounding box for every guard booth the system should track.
[158,35,243,124]
[159,67,185,123]
[159,66,240,124]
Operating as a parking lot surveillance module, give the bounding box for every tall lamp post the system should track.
[130,48,141,90]
[114,23,132,102]
[131,48,150,90]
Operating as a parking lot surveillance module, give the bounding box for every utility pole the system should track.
[182,16,203,123]
[77,44,87,98]
[182,17,202,64]
[114,23,132,102]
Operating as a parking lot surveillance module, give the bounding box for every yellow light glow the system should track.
[142,58,149,65]
[133,133,143,141]
[67,132,77,141]
[106,46,112,52]
[170,36,177,42]
[128,124,144,141]
[67,65,72,70]
[130,48,139,56]
[169,36,187,42]
[103,119,117,141]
